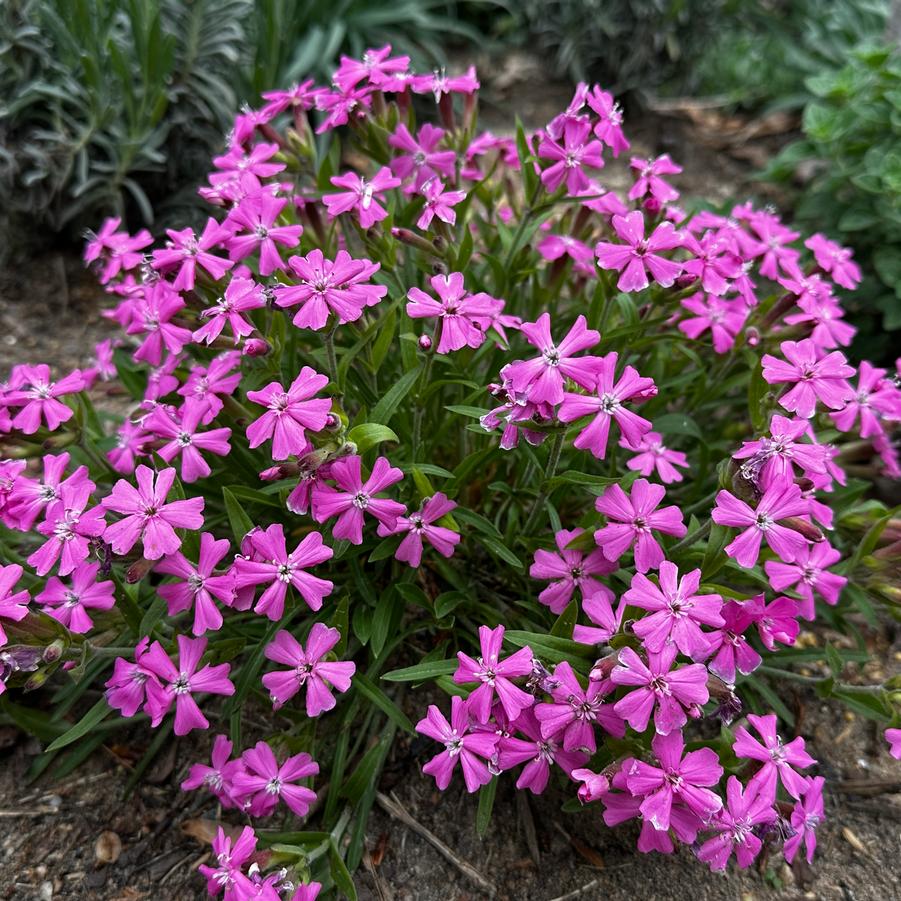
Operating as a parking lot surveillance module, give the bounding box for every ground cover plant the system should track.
[1,47,901,901]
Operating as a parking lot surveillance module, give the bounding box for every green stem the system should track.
[669,518,712,556]
[756,665,887,695]
[411,351,436,463]
[522,430,565,535]
[324,325,339,389]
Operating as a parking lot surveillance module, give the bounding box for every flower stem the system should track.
[411,352,436,463]
[324,325,339,389]
[669,518,713,556]
[522,430,565,535]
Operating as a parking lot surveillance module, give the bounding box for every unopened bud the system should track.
[126,557,155,584]
[643,196,662,215]
[780,516,824,543]
[589,653,617,682]
[675,274,698,290]
[418,334,432,351]
[324,412,341,431]
[242,338,270,357]
[745,326,760,347]
[337,441,357,458]
[43,640,65,664]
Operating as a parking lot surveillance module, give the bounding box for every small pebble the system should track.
[95,830,122,865]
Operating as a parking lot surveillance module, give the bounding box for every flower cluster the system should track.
[0,43,899,898]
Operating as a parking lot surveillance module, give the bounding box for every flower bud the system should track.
[43,640,65,664]
[418,334,433,352]
[744,326,760,347]
[242,338,270,357]
[126,557,155,584]
[324,412,341,431]
[643,196,662,215]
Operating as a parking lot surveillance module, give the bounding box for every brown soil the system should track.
[2,55,899,901]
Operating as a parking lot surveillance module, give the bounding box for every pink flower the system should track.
[625,562,723,659]
[762,338,855,419]
[764,542,846,621]
[261,80,320,118]
[416,695,500,792]
[199,825,258,898]
[84,217,152,284]
[885,728,901,760]
[747,211,800,279]
[178,353,243,421]
[127,282,193,366]
[680,231,741,296]
[453,624,534,723]
[180,734,242,807]
[262,625,355,715]
[232,741,318,817]
[784,291,856,351]
[406,272,503,354]
[233,524,333,620]
[151,218,233,291]
[212,143,285,182]
[107,419,150,474]
[783,776,825,865]
[497,707,588,794]
[145,399,232,483]
[559,353,655,458]
[831,360,901,438]
[595,211,682,292]
[141,635,235,735]
[417,178,466,229]
[193,277,265,345]
[624,730,723,830]
[535,661,624,753]
[0,564,29,647]
[35,561,114,633]
[696,776,776,871]
[411,66,480,101]
[805,233,861,289]
[102,465,205,560]
[315,83,373,133]
[5,365,84,435]
[622,431,688,484]
[224,193,302,275]
[323,168,401,228]
[312,456,404,545]
[377,492,460,567]
[104,638,153,717]
[586,86,629,156]
[245,367,331,460]
[746,594,800,651]
[573,592,623,645]
[705,600,762,684]
[732,414,827,490]
[275,249,386,330]
[529,527,616,614]
[155,533,235,635]
[593,479,686,573]
[628,155,681,203]
[711,482,810,568]
[388,123,456,190]
[733,713,815,800]
[537,234,595,264]
[611,644,708,735]
[538,119,604,195]
[28,481,106,576]
[503,313,600,406]
[6,451,86,532]
[678,293,747,354]
[335,45,410,91]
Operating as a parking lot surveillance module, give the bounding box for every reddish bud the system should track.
[418,334,433,351]
[242,338,270,357]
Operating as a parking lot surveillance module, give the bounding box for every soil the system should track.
[2,52,899,901]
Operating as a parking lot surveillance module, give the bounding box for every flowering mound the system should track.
[2,47,901,900]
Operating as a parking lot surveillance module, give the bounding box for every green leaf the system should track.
[701,522,731,579]
[353,673,413,732]
[45,698,112,753]
[747,356,768,433]
[653,412,703,442]
[346,423,399,454]
[382,659,458,682]
[550,599,578,639]
[504,631,595,667]
[223,487,254,543]
[482,536,524,570]
[370,364,421,426]
[476,777,497,838]
[329,840,358,901]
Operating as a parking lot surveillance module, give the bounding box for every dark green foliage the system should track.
[0,0,491,250]
[763,45,901,360]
